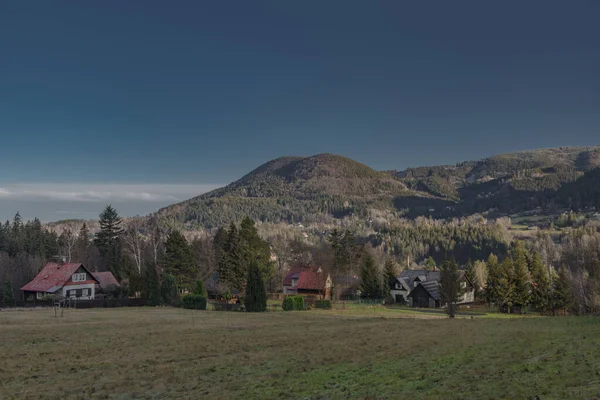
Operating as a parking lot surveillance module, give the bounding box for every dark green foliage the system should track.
[3,278,15,305]
[160,273,179,306]
[239,217,274,282]
[182,294,207,310]
[552,267,573,314]
[529,252,550,312]
[359,252,382,299]
[94,205,124,279]
[465,259,479,299]
[485,254,500,305]
[315,300,332,309]
[244,260,267,312]
[425,256,436,270]
[282,295,305,311]
[439,258,462,317]
[144,262,162,306]
[511,241,531,308]
[382,258,397,296]
[217,222,246,292]
[194,279,208,298]
[163,230,196,291]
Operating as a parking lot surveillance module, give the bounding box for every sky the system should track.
[0,1,598,221]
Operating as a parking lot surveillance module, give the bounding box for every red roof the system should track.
[283,266,328,291]
[91,271,119,289]
[20,263,97,293]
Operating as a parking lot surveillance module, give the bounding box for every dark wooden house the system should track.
[407,281,441,308]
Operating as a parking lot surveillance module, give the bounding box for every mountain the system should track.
[156,147,600,228]
[156,153,434,228]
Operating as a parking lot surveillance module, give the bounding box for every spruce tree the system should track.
[94,205,124,278]
[465,259,479,299]
[439,258,462,317]
[511,242,531,310]
[485,254,501,306]
[238,216,273,281]
[244,260,267,312]
[3,278,15,305]
[194,279,208,298]
[143,262,162,306]
[382,257,397,297]
[164,230,196,291]
[359,252,382,299]
[552,267,573,315]
[160,273,179,306]
[497,258,515,313]
[425,256,436,270]
[8,212,24,256]
[529,251,550,312]
[217,222,246,292]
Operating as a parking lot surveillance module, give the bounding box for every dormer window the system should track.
[292,278,298,287]
[72,273,86,282]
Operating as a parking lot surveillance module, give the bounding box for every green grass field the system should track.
[1,307,599,399]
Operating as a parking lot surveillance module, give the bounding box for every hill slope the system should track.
[156,147,600,228]
[157,153,430,228]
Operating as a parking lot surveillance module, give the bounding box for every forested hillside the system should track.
[156,147,600,228]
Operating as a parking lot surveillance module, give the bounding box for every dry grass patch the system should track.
[1,307,599,399]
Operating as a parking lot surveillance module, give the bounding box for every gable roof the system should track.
[20,263,98,293]
[283,266,328,291]
[398,269,440,284]
[408,280,441,301]
[91,272,119,289]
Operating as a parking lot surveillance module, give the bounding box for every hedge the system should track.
[282,296,305,311]
[315,300,332,309]
[182,294,207,310]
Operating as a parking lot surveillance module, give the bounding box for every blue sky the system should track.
[0,1,598,220]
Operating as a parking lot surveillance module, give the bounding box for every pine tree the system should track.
[552,267,573,315]
[484,254,501,305]
[3,278,15,305]
[217,222,246,292]
[94,205,124,278]
[439,258,462,317]
[163,230,196,291]
[244,260,267,312]
[382,257,397,297]
[529,251,550,312]
[465,259,479,299]
[238,216,273,282]
[77,223,90,256]
[160,273,179,306]
[497,258,515,313]
[511,242,531,310]
[143,262,162,306]
[194,279,208,298]
[359,252,382,299]
[8,212,24,256]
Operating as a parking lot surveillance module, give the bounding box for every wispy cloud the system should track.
[0,183,221,203]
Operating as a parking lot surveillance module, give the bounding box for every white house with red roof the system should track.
[20,262,117,301]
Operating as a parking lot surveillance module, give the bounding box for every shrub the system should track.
[283,296,305,311]
[245,260,267,312]
[182,294,207,310]
[194,279,208,298]
[315,300,332,309]
[161,273,179,306]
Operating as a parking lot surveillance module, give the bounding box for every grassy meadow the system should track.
[1,307,599,400]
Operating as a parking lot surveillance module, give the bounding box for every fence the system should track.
[0,298,148,309]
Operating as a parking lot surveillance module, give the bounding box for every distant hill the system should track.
[155,146,600,228]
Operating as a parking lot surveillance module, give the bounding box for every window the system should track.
[36,292,43,299]
[83,288,89,296]
[291,278,298,287]
[72,273,86,282]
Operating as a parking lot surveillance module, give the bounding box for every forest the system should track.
[1,203,600,315]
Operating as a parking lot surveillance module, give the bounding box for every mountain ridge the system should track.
[155,146,600,228]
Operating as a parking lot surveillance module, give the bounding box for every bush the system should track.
[182,294,207,310]
[315,300,332,309]
[161,273,179,306]
[283,295,305,311]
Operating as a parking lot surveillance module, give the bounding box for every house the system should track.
[283,266,332,299]
[91,271,120,294]
[20,262,116,301]
[389,269,475,308]
[408,281,441,308]
[390,270,440,304]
